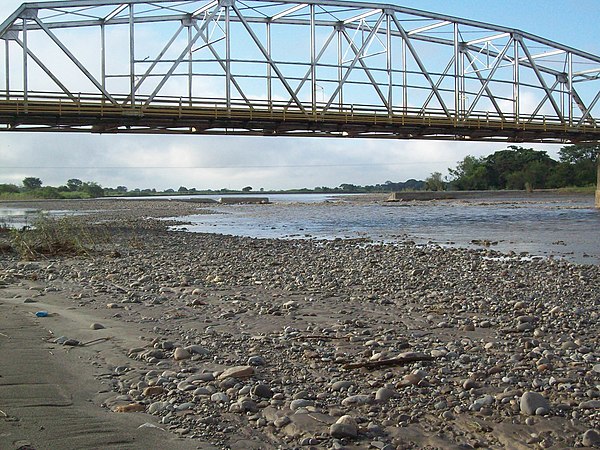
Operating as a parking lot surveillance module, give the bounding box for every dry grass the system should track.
[6,215,113,260]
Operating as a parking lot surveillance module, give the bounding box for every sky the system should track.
[1,0,599,191]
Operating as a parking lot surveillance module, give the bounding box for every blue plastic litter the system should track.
[35,311,49,317]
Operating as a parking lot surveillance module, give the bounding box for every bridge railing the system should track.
[2,90,597,131]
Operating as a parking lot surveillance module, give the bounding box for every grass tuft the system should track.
[6,215,113,260]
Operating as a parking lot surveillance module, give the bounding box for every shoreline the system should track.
[1,200,599,449]
[0,188,594,205]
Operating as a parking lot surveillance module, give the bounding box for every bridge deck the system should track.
[1,95,598,143]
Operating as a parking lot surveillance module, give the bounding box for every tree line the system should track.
[1,144,597,198]
[0,177,427,199]
[427,144,598,191]
[0,177,106,199]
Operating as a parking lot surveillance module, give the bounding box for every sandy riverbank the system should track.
[1,199,599,449]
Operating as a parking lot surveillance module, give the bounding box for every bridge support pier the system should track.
[596,157,600,208]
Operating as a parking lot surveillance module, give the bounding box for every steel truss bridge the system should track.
[1,0,600,142]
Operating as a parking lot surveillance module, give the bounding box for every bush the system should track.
[0,184,20,194]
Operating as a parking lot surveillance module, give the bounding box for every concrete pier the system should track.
[219,197,269,205]
[596,158,600,208]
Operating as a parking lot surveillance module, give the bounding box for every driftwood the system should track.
[342,354,434,370]
[294,335,346,340]
[81,336,113,346]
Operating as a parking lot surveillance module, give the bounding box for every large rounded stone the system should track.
[520,391,550,415]
[218,365,255,380]
[290,399,313,411]
[173,347,191,361]
[330,415,358,439]
[342,394,373,407]
[582,429,600,447]
[375,387,395,403]
[251,383,274,399]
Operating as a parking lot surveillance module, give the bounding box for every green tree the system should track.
[22,177,42,190]
[178,186,188,193]
[0,183,20,194]
[546,163,575,188]
[35,186,61,199]
[424,172,445,191]
[81,182,104,198]
[484,146,555,189]
[558,144,599,164]
[448,147,557,190]
[448,155,489,190]
[557,144,598,186]
[67,178,83,191]
[242,186,253,192]
[339,183,358,192]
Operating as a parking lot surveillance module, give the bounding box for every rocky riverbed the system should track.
[0,199,599,449]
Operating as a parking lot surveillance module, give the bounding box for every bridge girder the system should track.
[0,0,599,142]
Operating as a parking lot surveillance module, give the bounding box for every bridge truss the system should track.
[1,0,600,142]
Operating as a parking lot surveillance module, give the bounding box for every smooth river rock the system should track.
[218,365,255,380]
[520,391,550,415]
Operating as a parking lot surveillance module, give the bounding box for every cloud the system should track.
[0,129,562,190]
[0,1,569,191]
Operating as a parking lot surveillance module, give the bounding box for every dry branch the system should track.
[342,353,434,370]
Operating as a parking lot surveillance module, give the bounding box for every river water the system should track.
[1,193,598,264]
[169,193,600,265]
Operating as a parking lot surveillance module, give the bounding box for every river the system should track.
[168,192,600,265]
[1,192,598,264]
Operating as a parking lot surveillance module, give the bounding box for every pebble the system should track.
[251,383,274,399]
[463,378,478,390]
[273,416,291,428]
[290,399,313,411]
[580,400,600,410]
[331,380,353,391]
[218,365,255,380]
[247,355,266,366]
[342,394,373,407]
[143,386,165,396]
[173,347,191,361]
[114,403,145,413]
[375,388,395,403]
[185,344,209,356]
[90,322,105,330]
[582,429,600,447]
[148,401,171,414]
[329,415,358,439]
[210,392,229,403]
[520,392,550,416]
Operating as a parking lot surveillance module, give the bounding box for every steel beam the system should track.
[464,38,512,118]
[390,14,451,118]
[14,37,76,101]
[518,36,565,122]
[144,6,220,106]
[322,13,384,112]
[129,4,135,105]
[33,16,117,103]
[231,2,307,114]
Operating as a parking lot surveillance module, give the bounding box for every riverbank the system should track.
[387,188,597,202]
[1,200,599,449]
